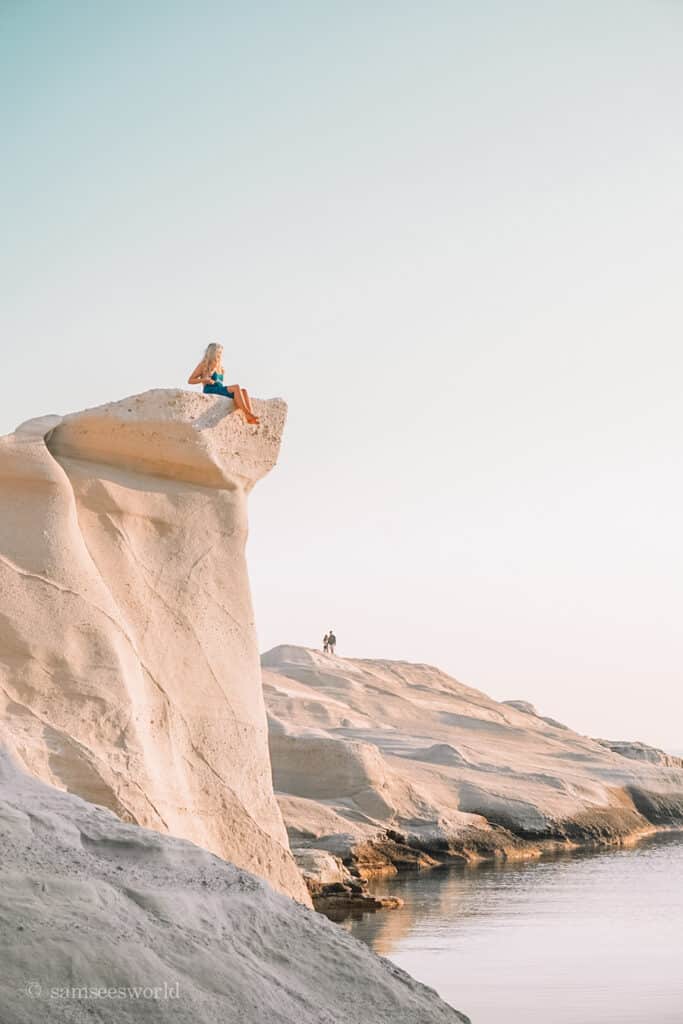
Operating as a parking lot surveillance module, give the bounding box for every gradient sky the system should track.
[2,2,682,749]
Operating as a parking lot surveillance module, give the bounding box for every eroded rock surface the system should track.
[595,739,683,769]
[0,390,308,903]
[263,645,683,894]
[0,746,468,1024]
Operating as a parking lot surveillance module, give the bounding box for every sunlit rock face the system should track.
[0,389,309,904]
[264,645,683,877]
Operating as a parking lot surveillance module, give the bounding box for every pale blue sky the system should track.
[2,2,682,748]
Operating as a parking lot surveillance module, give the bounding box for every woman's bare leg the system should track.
[241,388,257,417]
[229,385,259,423]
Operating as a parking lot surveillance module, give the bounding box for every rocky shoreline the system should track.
[303,815,683,915]
[263,646,683,916]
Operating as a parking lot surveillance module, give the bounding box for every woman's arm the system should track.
[188,361,212,385]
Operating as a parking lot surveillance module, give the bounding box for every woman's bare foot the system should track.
[233,407,259,424]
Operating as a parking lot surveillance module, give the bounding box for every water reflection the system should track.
[345,833,683,1024]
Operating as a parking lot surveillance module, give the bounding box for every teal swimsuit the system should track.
[203,372,235,399]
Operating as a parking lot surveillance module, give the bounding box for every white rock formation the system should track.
[0,390,308,904]
[595,738,683,769]
[0,745,468,1024]
[263,646,683,871]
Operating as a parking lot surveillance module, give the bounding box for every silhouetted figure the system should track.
[327,630,336,655]
[322,633,330,654]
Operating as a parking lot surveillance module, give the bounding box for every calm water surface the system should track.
[344,833,683,1024]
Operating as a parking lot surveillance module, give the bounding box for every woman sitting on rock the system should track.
[188,343,260,424]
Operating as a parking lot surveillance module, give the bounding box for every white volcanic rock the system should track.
[263,646,683,865]
[292,848,349,885]
[0,390,308,904]
[595,739,683,769]
[502,699,569,731]
[0,747,468,1024]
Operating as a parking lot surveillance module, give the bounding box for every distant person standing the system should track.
[322,633,330,654]
[327,630,337,655]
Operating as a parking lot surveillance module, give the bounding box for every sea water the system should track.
[344,833,683,1024]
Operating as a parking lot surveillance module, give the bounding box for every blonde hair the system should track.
[203,342,223,373]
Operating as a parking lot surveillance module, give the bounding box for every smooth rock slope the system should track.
[263,645,683,891]
[0,390,308,903]
[0,746,468,1024]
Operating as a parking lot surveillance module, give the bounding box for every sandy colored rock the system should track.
[595,738,683,769]
[0,746,468,1024]
[292,848,348,886]
[0,390,308,904]
[263,646,683,874]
